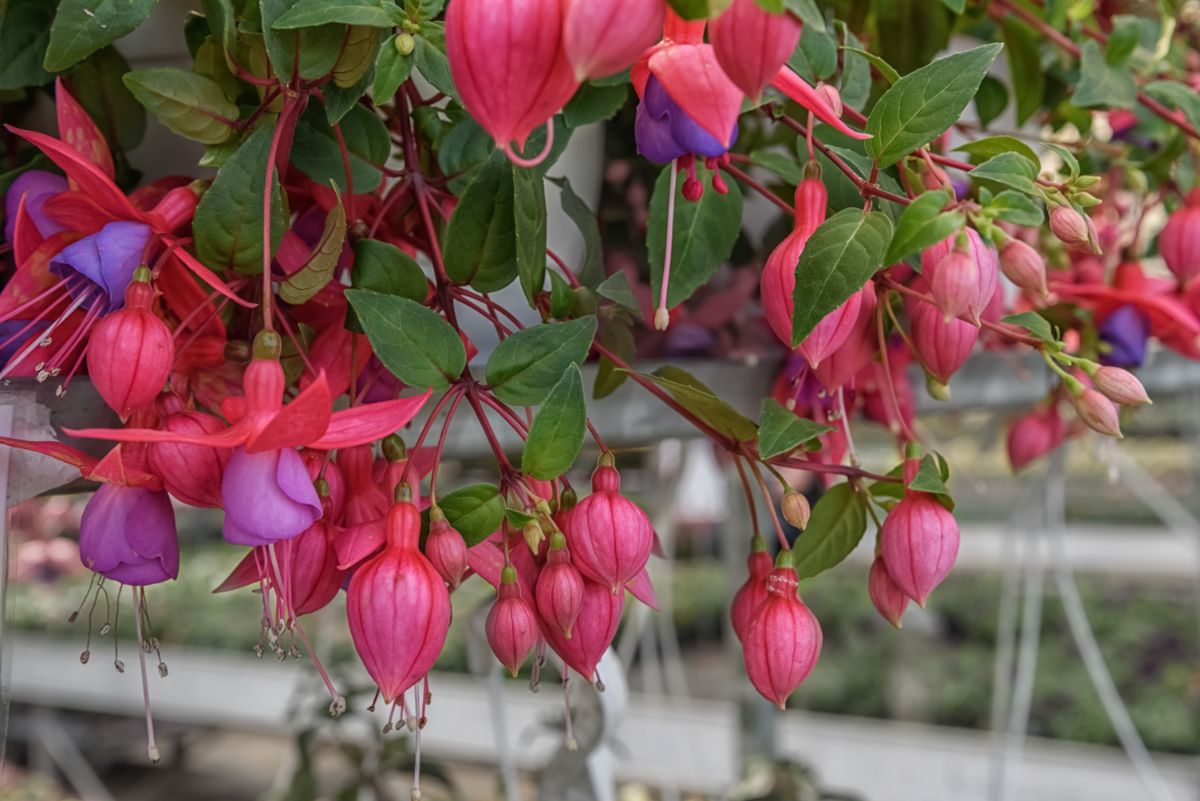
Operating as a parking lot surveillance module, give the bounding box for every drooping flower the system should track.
[79,484,179,586]
[1006,404,1065,472]
[1097,304,1150,368]
[880,460,959,605]
[425,506,468,588]
[1159,189,1200,286]
[564,453,655,591]
[742,557,822,707]
[921,229,998,326]
[761,171,827,347]
[539,575,624,682]
[221,446,323,546]
[868,556,908,628]
[535,531,585,639]
[486,566,540,676]
[730,534,771,642]
[563,0,664,80]
[709,0,802,100]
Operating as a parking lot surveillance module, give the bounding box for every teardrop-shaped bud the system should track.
[813,281,878,393]
[563,0,664,80]
[540,575,624,681]
[868,555,908,628]
[930,247,980,322]
[908,293,979,387]
[564,457,654,591]
[1006,405,1065,472]
[535,532,585,638]
[1091,366,1151,407]
[880,490,959,606]
[780,489,811,529]
[742,561,822,708]
[487,566,540,676]
[921,230,998,324]
[797,290,865,368]
[998,238,1049,298]
[87,271,174,419]
[1069,385,1123,438]
[1159,189,1200,285]
[730,534,772,642]
[1049,205,1099,253]
[148,409,230,508]
[425,507,468,589]
[709,0,802,100]
[761,174,828,346]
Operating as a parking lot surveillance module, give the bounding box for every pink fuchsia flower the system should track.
[880,475,959,606]
[1049,205,1099,253]
[868,555,908,628]
[742,558,823,708]
[907,290,979,394]
[709,0,802,100]
[563,0,664,80]
[1097,304,1150,368]
[79,484,178,586]
[564,454,655,591]
[1090,365,1151,406]
[221,446,323,546]
[761,172,828,347]
[998,238,1049,299]
[539,575,624,682]
[486,566,540,676]
[635,74,738,164]
[1006,404,1065,472]
[149,404,229,508]
[921,229,998,325]
[730,534,772,642]
[425,507,468,589]
[535,532,585,639]
[1159,189,1200,286]
[4,171,68,241]
[1068,384,1123,438]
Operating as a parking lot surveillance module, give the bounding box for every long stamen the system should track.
[562,672,577,751]
[656,160,679,331]
[411,683,424,801]
[292,619,345,715]
[0,275,81,326]
[0,288,96,381]
[132,589,161,762]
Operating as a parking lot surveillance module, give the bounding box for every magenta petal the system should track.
[222,447,322,546]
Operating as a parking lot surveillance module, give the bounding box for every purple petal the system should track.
[78,484,178,586]
[1099,304,1149,368]
[636,102,687,164]
[668,112,732,158]
[222,447,322,546]
[5,171,68,242]
[51,221,152,311]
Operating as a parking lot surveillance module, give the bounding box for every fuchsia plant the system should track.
[0,0,1198,785]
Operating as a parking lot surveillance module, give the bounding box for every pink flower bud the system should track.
[730,537,771,642]
[346,501,451,703]
[813,281,878,393]
[815,84,843,118]
[148,409,229,508]
[425,510,468,589]
[535,532,585,638]
[908,294,980,386]
[87,275,174,420]
[1159,189,1200,285]
[797,290,865,369]
[868,556,908,628]
[487,566,539,676]
[446,0,579,158]
[1049,206,1099,253]
[540,576,624,681]
[921,230,997,323]
[880,488,959,606]
[999,238,1049,298]
[565,457,654,591]
[1006,405,1065,472]
[742,562,822,708]
[301,449,346,523]
[563,0,664,80]
[709,0,802,100]
[1070,386,1123,438]
[931,247,980,322]
[1092,366,1151,406]
[274,519,344,617]
[761,176,828,346]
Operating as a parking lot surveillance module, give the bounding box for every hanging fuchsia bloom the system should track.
[540,576,623,681]
[868,556,908,628]
[635,74,739,164]
[565,454,654,591]
[446,0,579,165]
[814,281,878,393]
[486,566,539,676]
[730,534,772,642]
[79,484,179,586]
[742,558,822,708]
[762,170,827,346]
[222,447,323,546]
[1007,404,1065,471]
[881,457,959,605]
[908,289,979,397]
[347,499,451,704]
[999,238,1049,298]
[148,402,229,508]
[563,0,664,80]
[922,230,998,325]
[1160,189,1200,286]
[86,268,173,419]
[536,531,585,638]
[709,0,802,100]
[1049,205,1099,253]
[1069,384,1122,438]
[425,507,468,589]
[930,245,980,323]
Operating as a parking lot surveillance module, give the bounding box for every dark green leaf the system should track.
[373,34,414,102]
[259,0,345,81]
[594,317,634,399]
[1002,311,1056,342]
[625,367,758,441]
[953,135,1039,165]
[884,189,962,265]
[193,125,287,275]
[522,364,586,480]
[413,33,457,100]
[1072,39,1136,109]
[200,0,237,72]
[1104,15,1141,65]
[548,271,577,319]
[551,177,604,287]
[513,164,547,304]
[345,289,466,390]
[347,239,428,331]
[323,62,375,124]
[279,198,346,304]
[789,24,837,82]
[939,0,965,12]
[595,272,642,320]
[791,209,893,346]
[975,75,1008,127]
[290,105,388,193]
[273,0,400,28]
[988,190,1044,226]
[0,0,54,90]
[647,162,743,307]
[757,399,834,459]
[123,68,239,145]
[784,0,825,31]
[486,317,597,405]
[908,453,950,495]
[666,0,708,18]
[840,46,899,85]
[439,484,504,546]
[1143,81,1200,135]
[837,23,870,110]
[443,151,517,291]
[1000,18,1044,126]
[45,0,156,72]
[563,83,629,128]
[438,117,493,192]
[70,46,146,152]
[971,151,1039,195]
[793,483,868,579]
[748,149,803,183]
[865,43,1003,167]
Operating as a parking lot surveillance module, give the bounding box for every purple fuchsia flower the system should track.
[78,483,179,586]
[635,75,738,164]
[4,171,68,241]
[51,221,154,312]
[1098,304,1150,368]
[221,446,324,546]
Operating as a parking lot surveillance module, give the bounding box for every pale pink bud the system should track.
[1049,206,1099,253]
[742,563,822,708]
[1071,386,1123,438]
[798,290,865,368]
[761,176,828,346]
[540,576,624,681]
[563,0,664,80]
[425,510,468,589]
[815,84,843,118]
[1159,189,1200,285]
[931,247,980,322]
[730,536,772,641]
[921,230,998,323]
[880,489,959,606]
[487,567,539,676]
[1092,366,1151,406]
[868,556,908,628]
[908,295,980,386]
[813,281,878,393]
[565,457,654,591]
[709,0,802,100]
[535,533,585,638]
[1006,405,1065,472]
[999,238,1049,298]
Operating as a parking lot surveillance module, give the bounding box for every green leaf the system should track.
[259,0,345,81]
[953,135,1039,166]
[1000,18,1044,126]
[837,23,871,110]
[791,209,893,346]
[551,177,604,287]
[1072,39,1136,109]
[625,367,758,442]
[373,34,414,102]
[1001,310,1056,343]
[290,105,388,193]
[594,317,635,400]
[884,189,963,265]
[971,151,1039,195]
[840,46,900,85]
[975,75,1008,127]
[438,117,493,192]
[279,198,346,305]
[345,290,466,390]
[347,239,428,331]
[748,149,803,183]
[486,317,597,405]
[323,59,376,123]
[784,0,825,31]
[865,43,1003,167]
[793,483,868,579]
[200,0,237,72]
[908,453,950,495]
[789,24,837,82]
[1143,81,1200,135]
[939,0,965,12]
[70,46,146,152]
[332,25,381,89]
[443,151,518,291]
[988,190,1044,226]
[413,33,457,100]
[522,364,587,480]
[647,162,743,308]
[272,0,400,28]
[1043,142,1079,180]
[439,484,504,546]
[122,68,239,145]
[44,0,156,72]
[548,271,577,319]
[757,399,834,459]
[563,83,629,128]
[595,272,642,320]
[1104,14,1141,65]
[513,164,547,305]
[0,0,54,90]
[193,125,287,275]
